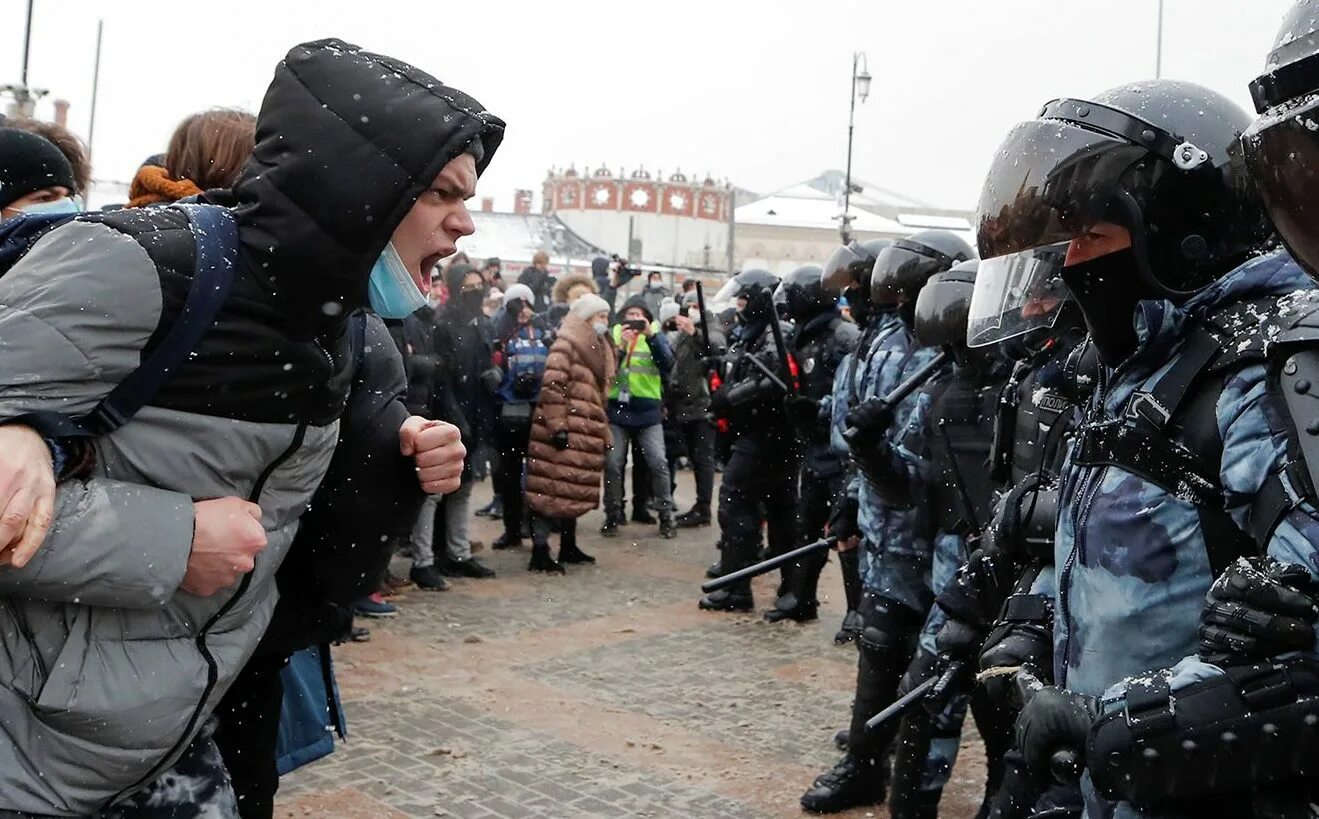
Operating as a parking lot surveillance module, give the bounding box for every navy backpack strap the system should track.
[6,204,238,441]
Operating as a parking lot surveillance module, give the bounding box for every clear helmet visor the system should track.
[712,277,742,304]
[967,243,1071,347]
[822,244,870,292]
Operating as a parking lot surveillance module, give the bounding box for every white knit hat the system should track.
[569,294,611,322]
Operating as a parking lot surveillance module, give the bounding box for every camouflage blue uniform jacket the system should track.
[1066,253,1319,819]
[849,319,942,610]
[1056,252,1319,701]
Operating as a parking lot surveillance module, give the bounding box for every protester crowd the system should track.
[8,6,1319,818]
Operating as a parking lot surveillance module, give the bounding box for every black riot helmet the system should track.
[774,264,836,321]
[821,238,892,293]
[973,80,1271,334]
[714,268,781,322]
[1244,0,1319,278]
[914,259,978,350]
[870,229,975,305]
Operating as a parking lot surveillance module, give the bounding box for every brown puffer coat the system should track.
[526,315,618,519]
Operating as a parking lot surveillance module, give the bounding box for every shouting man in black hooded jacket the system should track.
[0,38,503,817]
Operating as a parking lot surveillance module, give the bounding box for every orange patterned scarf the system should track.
[127,165,203,208]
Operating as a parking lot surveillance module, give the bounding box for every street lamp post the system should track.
[840,52,872,244]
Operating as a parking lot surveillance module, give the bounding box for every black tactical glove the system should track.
[1015,684,1098,784]
[1198,556,1319,666]
[934,617,986,664]
[551,429,570,450]
[845,397,895,436]
[785,394,821,425]
[826,495,860,542]
[709,384,732,417]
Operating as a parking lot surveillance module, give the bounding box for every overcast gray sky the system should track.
[1,0,1296,212]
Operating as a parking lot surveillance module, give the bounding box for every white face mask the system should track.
[592,321,609,336]
[687,307,700,321]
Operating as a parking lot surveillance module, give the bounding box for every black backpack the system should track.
[1,204,238,442]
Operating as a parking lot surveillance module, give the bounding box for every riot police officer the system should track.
[977,77,1319,818]
[801,230,973,813]
[699,269,801,612]
[765,265,861,624]
[821,238,894,644]
[935,276,1089,818]
[852,259,1010,818]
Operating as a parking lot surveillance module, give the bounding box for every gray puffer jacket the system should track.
[0,37,504,816]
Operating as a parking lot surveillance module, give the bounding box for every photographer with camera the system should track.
[601,296,677,539]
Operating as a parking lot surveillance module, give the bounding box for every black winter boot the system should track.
[631,506,657,525]
[557,529,595,565]
[658,513,677,539]
[527,541,565,574]
[676,505,712,528]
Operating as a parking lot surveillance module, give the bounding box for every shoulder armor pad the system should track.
[1205,294,1296,372]
[1270,291,1319,349]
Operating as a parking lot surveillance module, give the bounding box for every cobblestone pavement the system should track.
[279,472,986,818]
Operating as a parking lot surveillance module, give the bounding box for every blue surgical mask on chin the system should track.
[367,242,427,318]
[21,198,81,217]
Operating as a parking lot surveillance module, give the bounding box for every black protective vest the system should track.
[921,364,1004,535]
[794,312,859,464]
[989,340,1082,488]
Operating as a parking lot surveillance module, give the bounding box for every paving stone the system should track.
[280,473,985,818]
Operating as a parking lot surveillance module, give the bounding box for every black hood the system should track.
[232,38,505,336]
[619,294,654,322]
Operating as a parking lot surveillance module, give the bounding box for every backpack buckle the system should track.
[1127,392,1171,430]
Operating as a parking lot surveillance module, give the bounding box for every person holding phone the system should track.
[601,296,677,539]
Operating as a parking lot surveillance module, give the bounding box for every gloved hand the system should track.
[479,366,503,393]
[709,384,732,417]
[551,429,570,450]
[934,617,985,664]
[845,397,895,435]
[1198,556,1319,666]
[826,495,860,542]
[1015,684,1098,784]
[785,394,821,425]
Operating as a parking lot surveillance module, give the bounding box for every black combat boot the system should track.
[834,610,863,645]
[763,592,819,623]
[698,587,753,612]
[799,753,888,813]
[659,513,677,539]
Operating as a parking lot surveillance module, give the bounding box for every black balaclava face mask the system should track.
[459,288,486,315]
[847,286,872,326]
[1061,246,1157,367]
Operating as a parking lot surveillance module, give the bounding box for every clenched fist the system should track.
[181,497,267,596]
[400,416,465,495]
